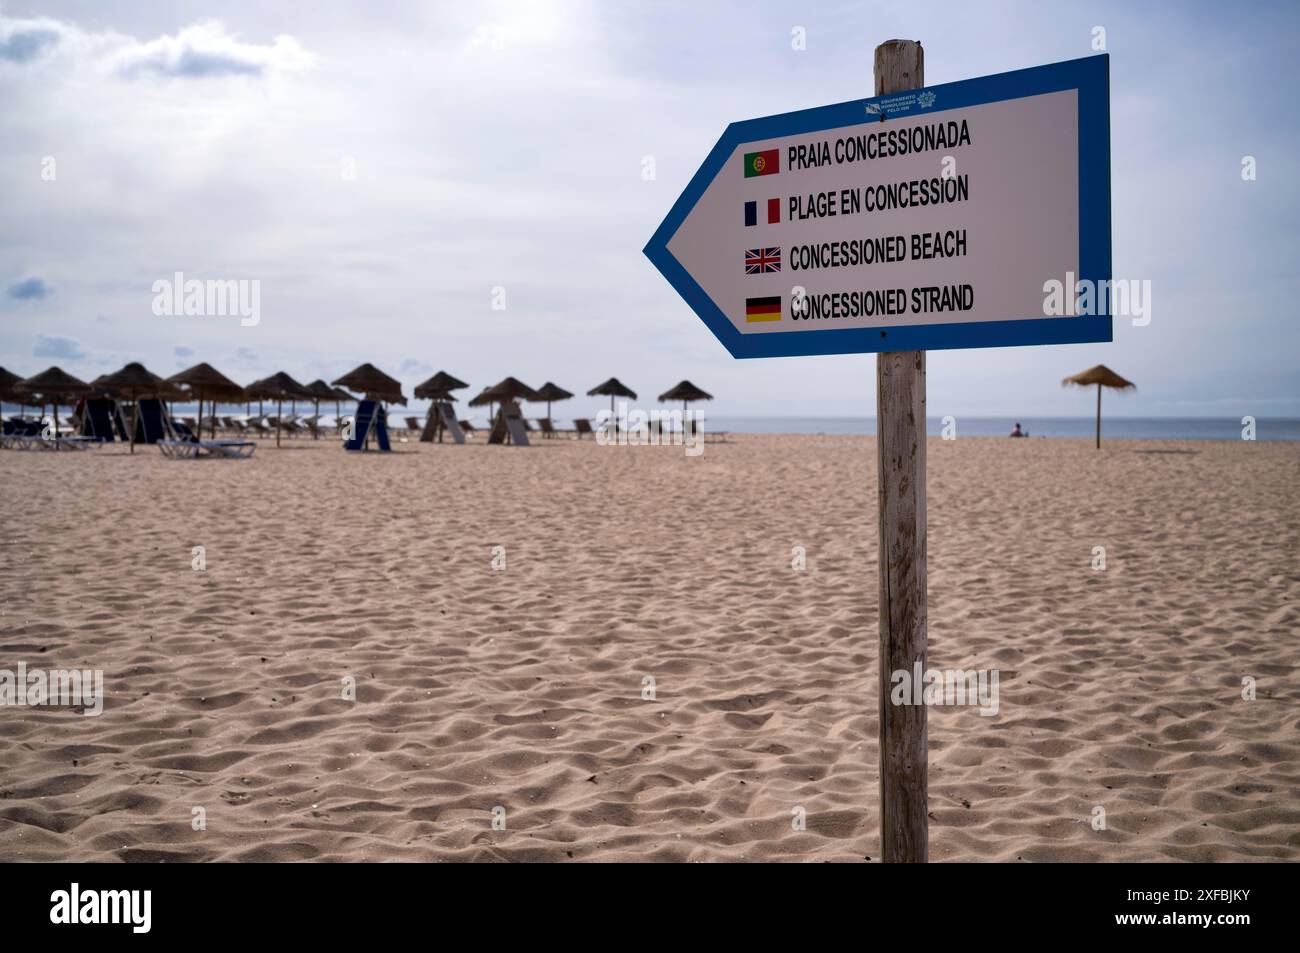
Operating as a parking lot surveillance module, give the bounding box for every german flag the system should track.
[744,149,779,178]
[745,295,781,323]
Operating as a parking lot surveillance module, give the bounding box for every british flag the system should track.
[745,246,781,274]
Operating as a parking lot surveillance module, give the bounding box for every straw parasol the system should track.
[0,367,24,416]
[588,377,637,429]
[246,371,313,448]
[333,363,406,406]
[330,386,356,425]
[467,386,497,424]
[302,380,340,440]
[530,382,573,423]
[1062,364,1135,449]
[17,366,88,449]
[168,363,244,441]
[414,371,469,399]
[658,380,713,415]
[96,362,170,453]
[483,376,536,402]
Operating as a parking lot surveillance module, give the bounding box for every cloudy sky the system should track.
[2,0,1297,418]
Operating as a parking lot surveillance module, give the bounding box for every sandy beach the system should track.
[1,433,1296,862]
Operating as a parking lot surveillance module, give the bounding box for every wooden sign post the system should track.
[645,37,1113,866]
[874,39,928,864]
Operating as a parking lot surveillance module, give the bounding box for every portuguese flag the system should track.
[744,149,779,178]
[745,295,781,322]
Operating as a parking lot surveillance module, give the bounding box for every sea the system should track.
[24,401,1299,442]
[701,416,1300,441]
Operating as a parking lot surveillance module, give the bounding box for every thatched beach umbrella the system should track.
[531,381,573,422]
[1062,364,1135,449]
[333,363,406,405]
[330,386,356,425]
[588,377,637,430]
[481,377,537,444]
[168,363,244,441]
[333,364,405,449]
[246,372,313,448]
[96,362,168,453]
[415,372,469,440]
[0,366,24,417]
[484,376,536,402]
[658,380,713,416]
[415,370,469,398]
[301,380,339,440]
[17,366,88,449]
[467,386,497,424]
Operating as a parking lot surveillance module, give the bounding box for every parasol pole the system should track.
[1095,383,1102,449]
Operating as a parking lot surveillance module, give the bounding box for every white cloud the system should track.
[33,333,85,360]
[114,20,313,79]
[0,14,313,80]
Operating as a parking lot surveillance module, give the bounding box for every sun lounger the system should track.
[573,418,594,439]
[159,438,256,460]
[344,400,392,452]
[80,398,125,441]
[134,399,172,444]
[2,418,43,449]
[488,400,530,446]
[536,418,560,438]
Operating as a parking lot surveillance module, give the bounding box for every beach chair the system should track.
[343,400,392,452]
[488,400,530,446]
[405,416,421,433]
[203,440,256,458]
[439,403,466,444]
[2,418,38,449]
[277,414,305,438]
[536,417,560,439]
[159,412,255,460]
[460,420,476,437]
[419,402,466,444]
[80,398,123,442]
[573,418,594,439]
[134,399,170,444]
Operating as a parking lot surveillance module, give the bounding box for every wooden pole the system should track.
[1095,383,1102,449]
[874,39,928,864]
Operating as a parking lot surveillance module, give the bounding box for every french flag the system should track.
[744,198,781,226]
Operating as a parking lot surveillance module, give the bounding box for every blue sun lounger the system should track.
[343,400,392,452]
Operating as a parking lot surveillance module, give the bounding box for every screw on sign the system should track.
[644,41,1112,862]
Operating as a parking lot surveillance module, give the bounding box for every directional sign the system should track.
[645,55,1111,358]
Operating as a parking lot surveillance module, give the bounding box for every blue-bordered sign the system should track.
[644,55,1111,359]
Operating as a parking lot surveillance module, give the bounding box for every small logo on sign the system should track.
[918,90,936,108]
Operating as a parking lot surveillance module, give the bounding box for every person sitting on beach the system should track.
[1010,422,1027,438]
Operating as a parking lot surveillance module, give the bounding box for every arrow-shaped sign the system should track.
[645,55,1111,359]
